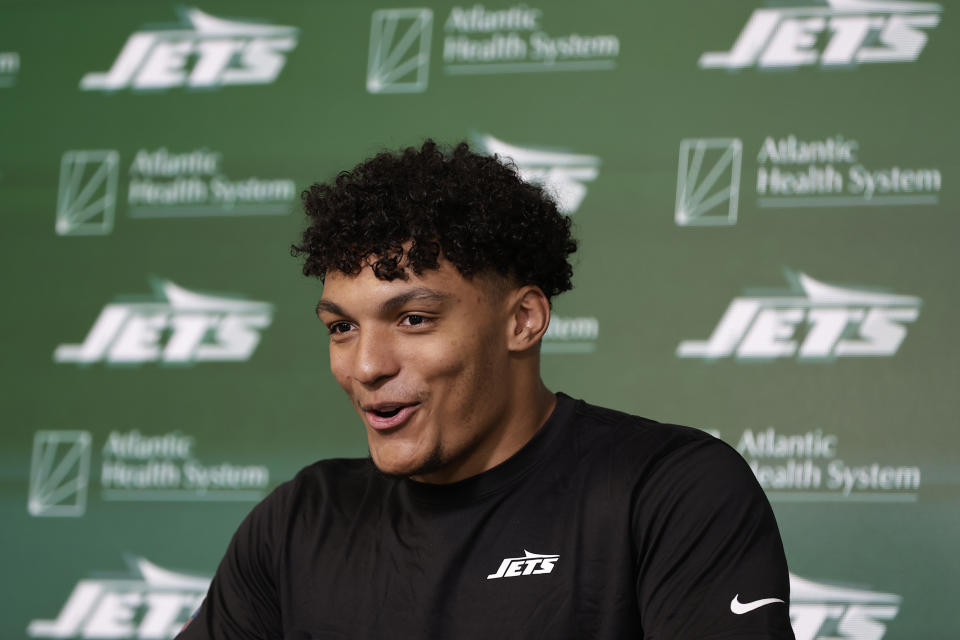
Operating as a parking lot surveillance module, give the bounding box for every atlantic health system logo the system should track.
[675,134,942,226]
[367,8,434,93]
[28,428,270,518]
[55,148,297,236]
[28,431,92,517]
[80,8,299,90]
[675,138,742,226]
[367,5,621,93]
[699,0,942,70]
[56,151,120,236]
[55,279,273,365]
[734,425,921,502]
[677,270,921,360]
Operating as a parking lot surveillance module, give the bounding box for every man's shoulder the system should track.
[564,394,722,460]
[559,394,759,497]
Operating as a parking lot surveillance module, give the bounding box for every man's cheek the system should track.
[328,360,354,395]
[415,341,468,378]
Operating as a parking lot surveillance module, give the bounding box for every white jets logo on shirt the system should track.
[487,550,559,579]
[730,594,786,614]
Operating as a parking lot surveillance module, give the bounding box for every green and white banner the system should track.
[2,1,957,638]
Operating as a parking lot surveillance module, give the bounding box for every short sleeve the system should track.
[633,436,795,639]
[176,484,290,640]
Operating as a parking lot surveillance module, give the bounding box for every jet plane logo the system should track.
[677,270,921,360]
[475,134,600,214]
[81,8,299,90]
[367,8,433,93]
[55,279,273,365]
[700,0,942,70]
[28,557,210,639]
[788,573,901,639]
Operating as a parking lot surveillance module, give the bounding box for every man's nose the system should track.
[352,326,400,386]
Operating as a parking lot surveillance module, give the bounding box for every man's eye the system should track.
[402,314,428,327]
[328,322,353,335]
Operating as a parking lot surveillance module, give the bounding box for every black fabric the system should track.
[178,394,795,639]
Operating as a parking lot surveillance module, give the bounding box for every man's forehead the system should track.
[319,261,509,310]
[320,263,461,304]
[326,259,455,288]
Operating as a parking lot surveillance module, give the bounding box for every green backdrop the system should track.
[2,1,957,638]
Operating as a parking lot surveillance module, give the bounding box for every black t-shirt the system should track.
[179,394,795,639]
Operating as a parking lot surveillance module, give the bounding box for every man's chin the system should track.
[368,447,445,480]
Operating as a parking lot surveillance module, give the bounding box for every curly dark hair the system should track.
[292,140,577,300]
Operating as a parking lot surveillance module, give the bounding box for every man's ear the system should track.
[506,286,551,353]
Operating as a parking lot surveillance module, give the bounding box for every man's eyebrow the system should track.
[315,288,452,318]
[379,288,452,314]
[316,299,348,317]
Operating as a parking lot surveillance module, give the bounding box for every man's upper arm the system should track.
[633,436,795,639]
[177,486,288,640]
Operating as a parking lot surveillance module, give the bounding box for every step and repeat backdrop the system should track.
[2,1,957,638]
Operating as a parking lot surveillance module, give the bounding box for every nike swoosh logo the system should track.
[730,594,785,615]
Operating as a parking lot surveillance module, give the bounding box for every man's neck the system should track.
[410,381,556,484]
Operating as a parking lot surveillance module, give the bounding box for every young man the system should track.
[179,141,795,639]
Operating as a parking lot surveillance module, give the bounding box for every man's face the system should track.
[316,257,515,483]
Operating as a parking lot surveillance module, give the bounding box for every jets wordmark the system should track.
[700,0,941,70]
[678,271,920,360]
[81,8,298,90]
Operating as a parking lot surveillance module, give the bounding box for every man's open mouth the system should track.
[362,403,420,430]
